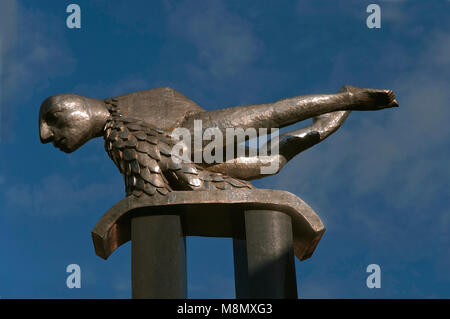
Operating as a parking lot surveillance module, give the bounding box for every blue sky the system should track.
[0,0,449,298]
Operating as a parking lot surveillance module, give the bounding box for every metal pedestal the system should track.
[93,190,324,299]
[233,210,298,299]
[131,214,187,299]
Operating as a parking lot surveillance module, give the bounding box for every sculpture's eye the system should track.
[45,112,58,126]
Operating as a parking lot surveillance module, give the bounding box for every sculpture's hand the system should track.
[343,85,399,111]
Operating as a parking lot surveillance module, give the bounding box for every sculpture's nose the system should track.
[39,122,54,143]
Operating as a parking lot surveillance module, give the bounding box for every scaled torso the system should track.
[103,98,254,198]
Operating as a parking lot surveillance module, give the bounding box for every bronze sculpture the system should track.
[39,85,397,191]
[38,85,398,298]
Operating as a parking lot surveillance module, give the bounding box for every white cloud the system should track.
[71,75,153,100]
[4,6,76,94]
[270,28,450,258]
[0,1,76,141]
[112,276,131,298]
[0,0,18,141]
[0,0,17,59]
[189,273,235,298]
[166,0,263,79]
[0,0,17,55]
[4,174,122,217]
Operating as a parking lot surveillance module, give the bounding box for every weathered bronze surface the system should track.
[91,189,324,260]
[39,85,398,188]
[131,214,187,299]
[233,210,298,298]
[39,85,397,250]
[39,85,397,298]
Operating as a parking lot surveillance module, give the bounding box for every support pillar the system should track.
[131,214,187,299]
[233,210,298,299]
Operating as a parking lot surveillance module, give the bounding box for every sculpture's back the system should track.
[109,87,205,131]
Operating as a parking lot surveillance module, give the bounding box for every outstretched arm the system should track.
[181,86,396,141]
[204,109,351,180]
[203,86,392,179]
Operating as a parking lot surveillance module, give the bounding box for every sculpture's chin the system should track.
[57,136,93,153]
[60,147,74,153]
[53,141,77,153]
[53,144,70,153]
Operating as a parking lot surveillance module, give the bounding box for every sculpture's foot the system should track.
[342,85,399,110]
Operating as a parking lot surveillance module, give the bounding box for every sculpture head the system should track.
[39,94,109,153]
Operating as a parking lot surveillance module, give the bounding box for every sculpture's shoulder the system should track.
[106,87,205,131]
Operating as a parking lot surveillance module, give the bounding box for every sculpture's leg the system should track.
[201,87,356,180]
[233,210,298,299]
[203,110,350,180]
[131,213,187,299]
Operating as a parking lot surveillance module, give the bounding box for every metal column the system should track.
[233,210,298,299]
[131,214,187,299]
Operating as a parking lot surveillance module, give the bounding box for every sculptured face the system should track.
[39,94,94,153]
